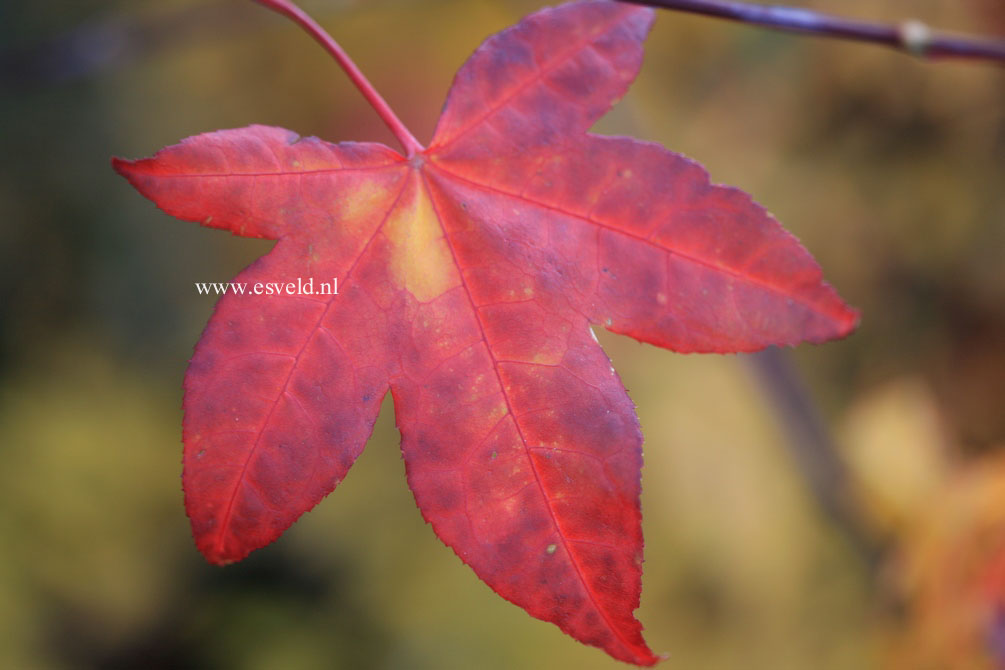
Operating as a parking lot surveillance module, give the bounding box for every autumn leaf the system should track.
[112,0,857,664]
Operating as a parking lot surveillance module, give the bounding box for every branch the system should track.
[622,0,1005,63]
[745,348,882,571]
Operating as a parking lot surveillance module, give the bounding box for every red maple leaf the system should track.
[113,0,857,664]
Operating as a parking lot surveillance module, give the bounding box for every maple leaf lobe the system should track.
[430,0,653,154]
[113,0,856,666]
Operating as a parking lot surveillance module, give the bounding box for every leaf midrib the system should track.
[427,160,843,324]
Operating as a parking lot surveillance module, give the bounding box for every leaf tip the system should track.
[110,155,132,176]
[841,305,862,336]
[110,155,146,190]
[192,531,246,567]
[620,641,662,667]
[823,294,861,343]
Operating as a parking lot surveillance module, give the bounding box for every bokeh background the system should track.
[1,1,1003,668]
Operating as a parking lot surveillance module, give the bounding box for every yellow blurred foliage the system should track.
[841,378,950,536]
[840,378,1005,669]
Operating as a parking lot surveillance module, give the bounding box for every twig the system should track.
[745,348,882,570]
[622,0,1005,63]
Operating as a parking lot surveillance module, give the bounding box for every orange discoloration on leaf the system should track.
[112,1,857,665]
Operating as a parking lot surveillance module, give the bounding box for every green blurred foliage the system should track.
[0,0,1002,668]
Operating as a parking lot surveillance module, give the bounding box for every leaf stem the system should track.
[622,0,1005,63]
[253,0,425,156]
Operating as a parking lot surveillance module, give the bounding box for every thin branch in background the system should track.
[623,0,1005,63]
[745,348,882,569]
[7,0,1001,94]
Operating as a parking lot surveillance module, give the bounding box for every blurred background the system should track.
[1,0,1003,668]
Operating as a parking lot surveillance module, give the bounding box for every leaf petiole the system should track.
[253,0,425,157]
